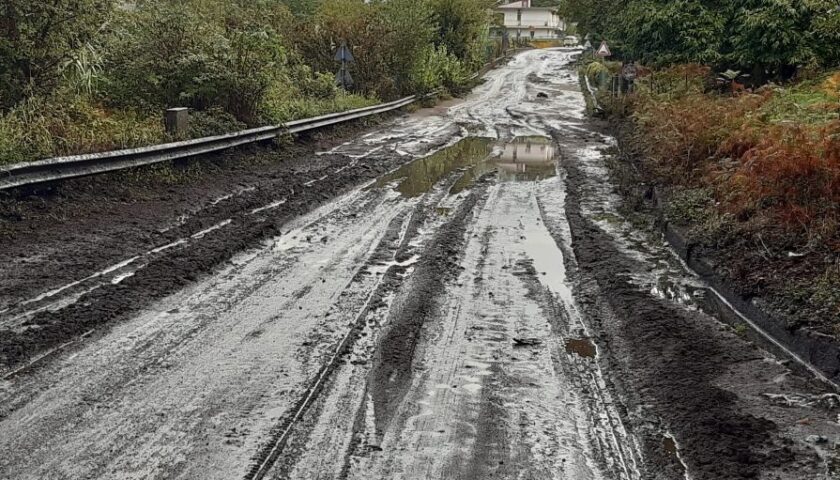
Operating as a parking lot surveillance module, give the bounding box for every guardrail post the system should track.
[165,108,189,137]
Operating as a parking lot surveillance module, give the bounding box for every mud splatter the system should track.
[565,338,597,358]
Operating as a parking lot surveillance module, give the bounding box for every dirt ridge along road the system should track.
[1,48,838,480]
[0,149,400,376]
[545,121,840,480]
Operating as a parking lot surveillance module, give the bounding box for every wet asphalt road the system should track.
[1,49,839,480]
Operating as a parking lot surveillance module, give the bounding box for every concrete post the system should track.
[165,108,189,137]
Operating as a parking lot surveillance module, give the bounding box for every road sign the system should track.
[335,41,355,90]
[584,39,592,50]
[336,64,353,90]
[334,41,354,63]
[596,41,611,57]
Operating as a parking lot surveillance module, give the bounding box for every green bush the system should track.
[102,0,295,125]
[0,0,112,109]
[412,45,470,94]
[562,0,840,78]
[187,108,248,138]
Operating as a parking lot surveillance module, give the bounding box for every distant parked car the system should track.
[563,35,579,46]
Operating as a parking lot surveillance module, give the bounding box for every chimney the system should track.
[523,0,530,6]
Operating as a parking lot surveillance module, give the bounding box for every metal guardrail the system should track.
[0,95,420,191]
[0,50,526,192]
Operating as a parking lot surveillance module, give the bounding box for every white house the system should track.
[495,0,565,41]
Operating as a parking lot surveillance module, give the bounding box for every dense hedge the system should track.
[562,0,840,80]
[0,0,495,164]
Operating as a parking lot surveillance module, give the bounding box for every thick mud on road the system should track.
[2,50,840,480]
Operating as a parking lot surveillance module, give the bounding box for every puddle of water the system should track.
[373,138,494,198]
[450,136,557,194]
[493,135,558,182]
[565,338,597,358]
[374,136,558,199]
[663,434,690,478]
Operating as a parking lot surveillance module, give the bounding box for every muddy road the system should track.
[1,50,839,480]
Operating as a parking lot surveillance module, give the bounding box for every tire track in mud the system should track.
[367,187,484,436]
[243,176,488,479]
[244,210,415,480]
[515,255,644,480]
[312,178,637,480]
[0,155,406,376]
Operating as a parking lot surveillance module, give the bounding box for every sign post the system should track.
[621,61,638,93]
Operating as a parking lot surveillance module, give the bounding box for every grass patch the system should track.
[0,91,379,167]
[0,94,164,166]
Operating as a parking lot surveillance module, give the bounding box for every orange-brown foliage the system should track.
[723,121,840,238]
[633,73,840,240]
[633,92,766,182]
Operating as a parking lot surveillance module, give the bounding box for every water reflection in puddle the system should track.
[374,136,557,198]
[494,135,558,181]
[373,138,493,198]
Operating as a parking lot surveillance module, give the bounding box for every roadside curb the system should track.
[660,215,840,387]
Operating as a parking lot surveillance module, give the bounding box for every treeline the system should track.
[0,0,494,164]
[562,0,840,80]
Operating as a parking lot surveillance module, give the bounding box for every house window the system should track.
[530,30,535,39]
[517,9,521,24]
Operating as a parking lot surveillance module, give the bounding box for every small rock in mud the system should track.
[537,92,549,99]
[806,435,829,444]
